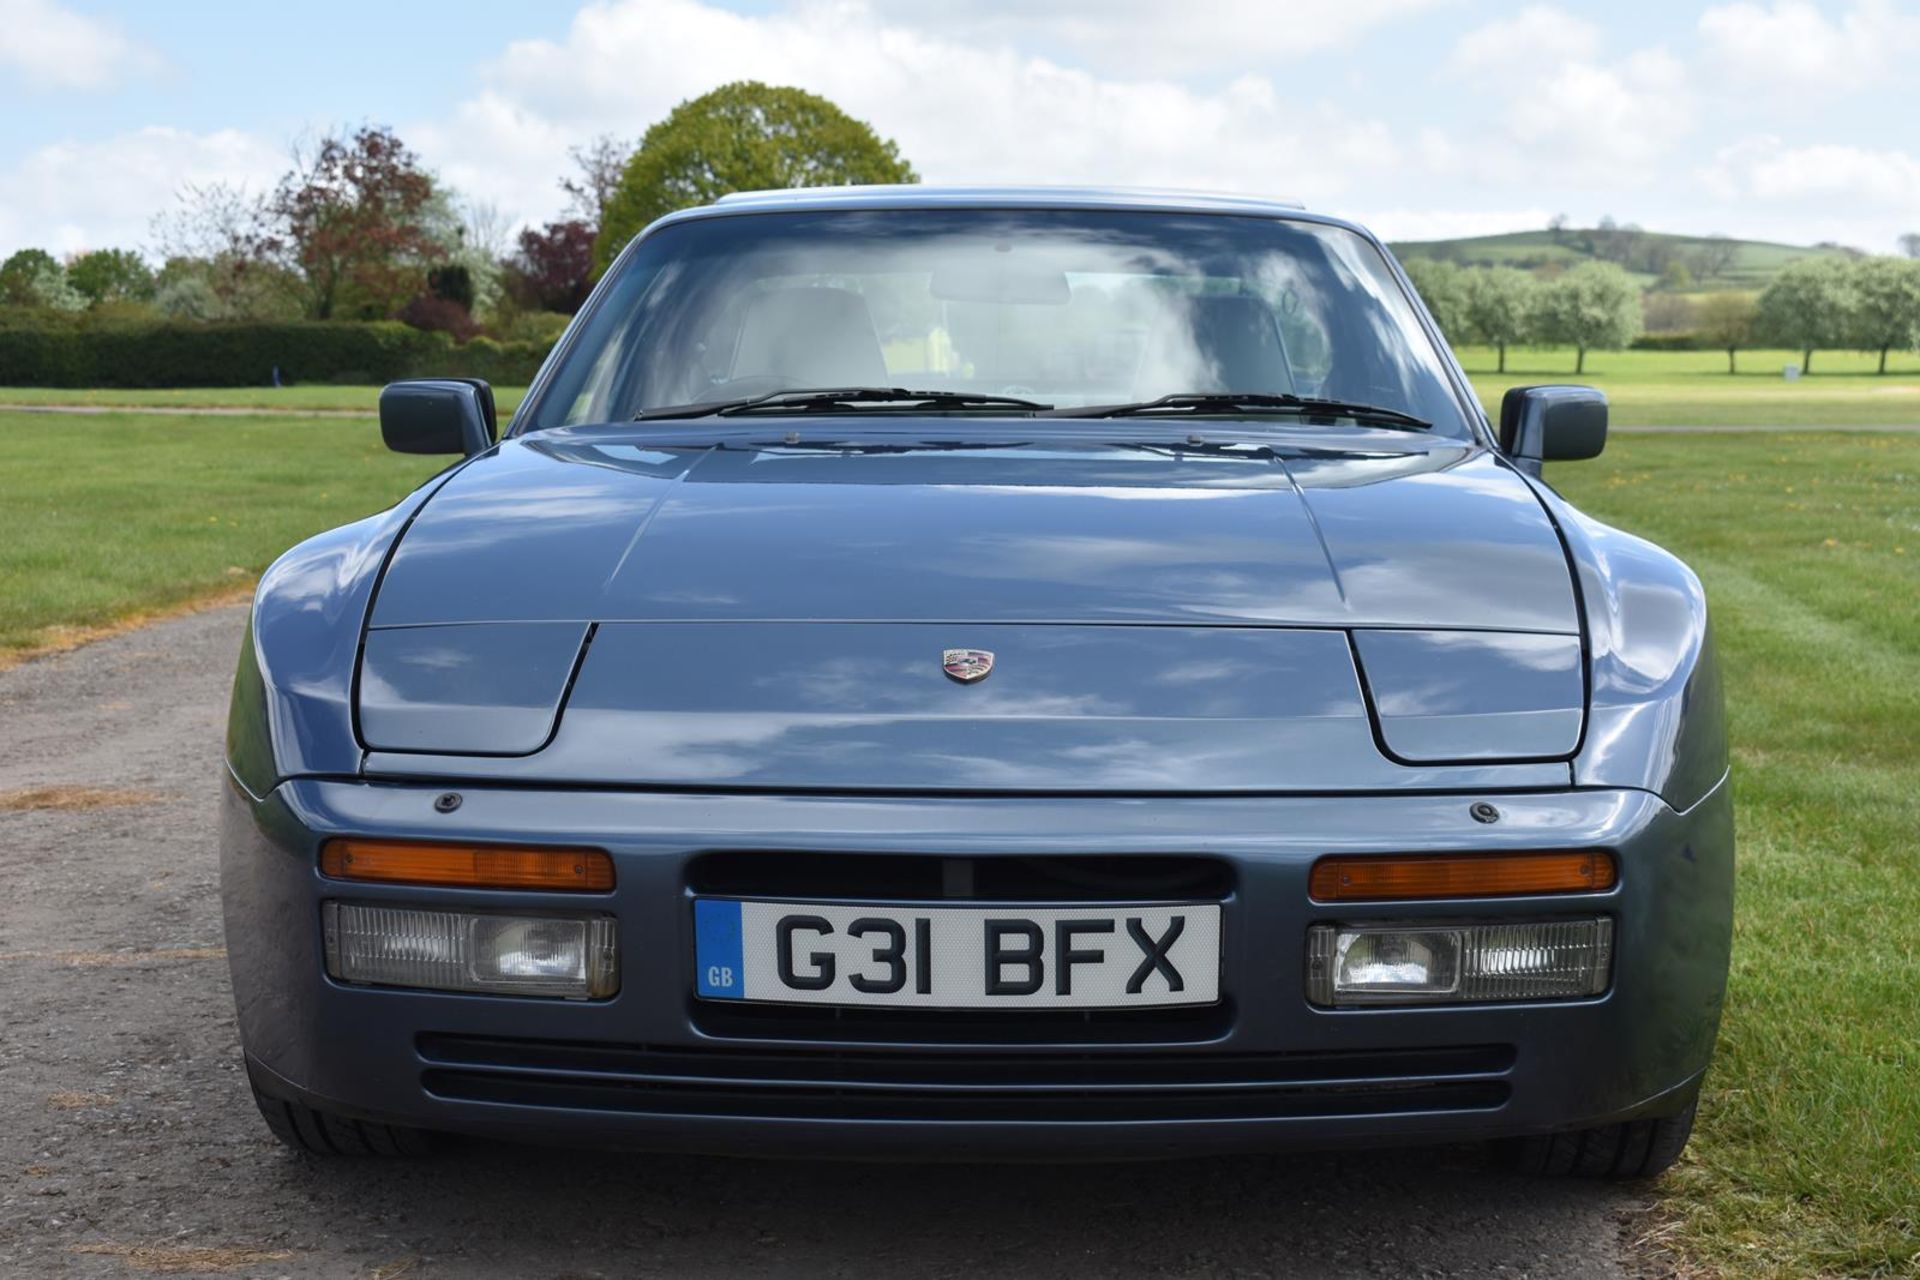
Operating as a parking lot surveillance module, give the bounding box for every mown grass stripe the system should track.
[1560,433,1920,1277]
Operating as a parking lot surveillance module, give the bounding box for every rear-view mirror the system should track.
[379,379,497,457]
[1499,384,1607,467]
[929,263,1071,305]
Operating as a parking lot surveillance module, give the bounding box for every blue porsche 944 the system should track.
[221,187,1731,1176]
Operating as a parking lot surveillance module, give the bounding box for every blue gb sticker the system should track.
[694,899,744,999]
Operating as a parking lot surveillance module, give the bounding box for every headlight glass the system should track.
[1307,918,1611,1006]
[323,902,618,999]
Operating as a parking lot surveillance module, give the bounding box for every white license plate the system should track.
[694,899,1221,1009]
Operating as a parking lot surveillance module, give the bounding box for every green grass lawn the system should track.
[1554,434,1919,1277]
[2,347,1919,428]
[0,384,526,414]
[1460,345,1920,426]
[0,412,441,653]
[2,408,1916,1274]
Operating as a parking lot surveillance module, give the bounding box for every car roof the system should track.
[646,185,1376,239]
[711,184,1304,213]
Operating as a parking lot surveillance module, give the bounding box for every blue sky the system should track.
[3,0,1917,259]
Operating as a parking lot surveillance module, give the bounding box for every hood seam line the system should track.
[601,445,717,593]
[1274,454,1348,609]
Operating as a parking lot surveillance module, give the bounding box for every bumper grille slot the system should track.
[418,1034,1512,1123]
[689,998,1236,1045]
[687,851,1234,902]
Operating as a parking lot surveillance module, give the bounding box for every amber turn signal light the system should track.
[1308,850,1615,902]
[320,839,615,892]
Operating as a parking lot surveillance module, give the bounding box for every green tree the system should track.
[148,181,302,321]
[1400,258,1471,344]
[150,261,219,321]
[417,190,509,323]
[0,247,83,310]
[1537,261,1642,374]
[1757,257,1855,374]
[1694,292,1758,374]
[0,248,55,305]
[152,254,304,323]
[597,82,918,269]
[561,134,634,229]
[1850,256,1920,375]
[66,248,155,305]
[1463,266,1536,374]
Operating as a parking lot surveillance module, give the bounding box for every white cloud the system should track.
[1445,7,1692,186]
[411,0,1420,232]
[861,0,1451,75]
[0,127,282,257]
[19,0,1912,264]
[1449,5,1599,75]
[1703,136,1920,209]
[0,0,162,91]
[1358,208,1558,243]
[1511,47,1693,179]
[1698,0,1920,91]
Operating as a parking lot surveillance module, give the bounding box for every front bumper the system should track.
[221,777,1732,1158]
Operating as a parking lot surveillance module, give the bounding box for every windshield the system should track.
[523,208,1474,438]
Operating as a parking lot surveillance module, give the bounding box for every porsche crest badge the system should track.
[942,648,995,683]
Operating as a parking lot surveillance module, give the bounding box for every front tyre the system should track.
[249,1077,436,1157]
[1500,1100,1697,1179]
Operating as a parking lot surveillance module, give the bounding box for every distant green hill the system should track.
[1386,227,1859,294]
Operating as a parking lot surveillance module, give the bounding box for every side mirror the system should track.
[379,379,497,456]
[1499,385,1607,468]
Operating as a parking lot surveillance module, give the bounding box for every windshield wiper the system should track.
[1052,392,1430,431]
[744,438,1024,455]
[636,387,1052,420]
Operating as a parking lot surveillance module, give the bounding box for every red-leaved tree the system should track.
[506,219,596,314]
[269,126,443,320]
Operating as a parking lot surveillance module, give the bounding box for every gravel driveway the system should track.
[0,605,1654,1278]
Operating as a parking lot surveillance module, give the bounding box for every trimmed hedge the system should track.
[0,319,549,388]
[408,335,550,387]
[1630,331,1706,351]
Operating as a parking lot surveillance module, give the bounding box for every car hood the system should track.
[370,427,1576,632]
[358,425,1583,792]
